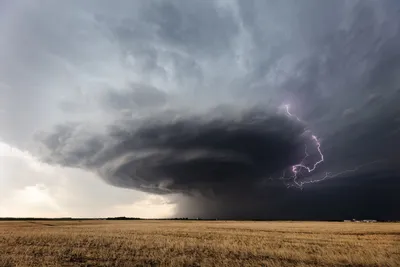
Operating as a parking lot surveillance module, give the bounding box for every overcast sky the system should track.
[1,0,400,219]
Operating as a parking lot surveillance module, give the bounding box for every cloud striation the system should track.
[38,107,307,192]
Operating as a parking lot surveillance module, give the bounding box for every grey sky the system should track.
[1,0,399,219]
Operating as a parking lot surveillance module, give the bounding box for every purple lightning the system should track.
[282,104,325,187]
[278,104,382,188]
[292,135,324,171]
[284,104,325,172]
[283,104,301,122]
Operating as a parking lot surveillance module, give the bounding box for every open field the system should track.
[0,220,399,267]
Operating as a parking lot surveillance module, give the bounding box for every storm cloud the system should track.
[37,106,308,193]
[2,0,400,219]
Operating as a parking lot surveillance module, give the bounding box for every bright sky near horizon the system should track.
[0,142,175,218]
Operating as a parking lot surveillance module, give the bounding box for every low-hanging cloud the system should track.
[37,106,308,195]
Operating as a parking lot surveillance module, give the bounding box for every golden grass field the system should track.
[0,220,399,267]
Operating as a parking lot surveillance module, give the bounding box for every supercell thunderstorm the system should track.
[2,0,400,219]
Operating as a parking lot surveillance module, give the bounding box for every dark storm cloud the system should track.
[37,107,308,195]
[37,104,400,220]
[273,1,400,168]
[15,0,400,219]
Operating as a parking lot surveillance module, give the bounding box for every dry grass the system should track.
[0,220,399,267]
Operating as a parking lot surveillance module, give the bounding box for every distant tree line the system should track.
[105,217,194,220]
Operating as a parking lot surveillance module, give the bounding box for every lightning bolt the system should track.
[278,104,382,189]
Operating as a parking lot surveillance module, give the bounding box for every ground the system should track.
[0,220,399,267]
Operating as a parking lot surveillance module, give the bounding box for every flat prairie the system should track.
[0,220,399,267]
